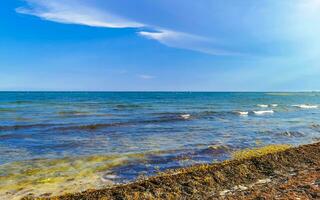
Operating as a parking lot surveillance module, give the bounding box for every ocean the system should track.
[1,92,320,198]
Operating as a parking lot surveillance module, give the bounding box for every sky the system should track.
[1,0,320,91]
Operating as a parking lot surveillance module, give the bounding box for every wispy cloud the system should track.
[16,0,143,28]
[15,0,236,56]
[138,74,155,80]
[138,29,238,56]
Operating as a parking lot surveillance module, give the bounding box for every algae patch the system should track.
[232,144,291,160]
[0,153,146,200]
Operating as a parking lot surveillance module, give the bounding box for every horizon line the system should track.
[0,90,319,93]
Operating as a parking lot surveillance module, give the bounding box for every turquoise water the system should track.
[1,92,320,197]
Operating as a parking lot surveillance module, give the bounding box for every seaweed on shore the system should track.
[23,142,320,200]
[232,144,291,160]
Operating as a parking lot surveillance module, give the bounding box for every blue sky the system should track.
[1,0,320,91]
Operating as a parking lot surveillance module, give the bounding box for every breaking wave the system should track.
[235,111,249,116]
[257,104,269,108]
[252,110,274,115]
[292,104,318,109]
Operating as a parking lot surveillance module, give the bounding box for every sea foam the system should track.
[236,111,249,116]
[257,104,269,108]
[292,104,318,109]
[180,114,191,119]
[253,110,274,115]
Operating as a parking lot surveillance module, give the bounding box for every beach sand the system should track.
[22,142,320,200]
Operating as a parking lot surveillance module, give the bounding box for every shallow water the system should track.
[1,92,320,199]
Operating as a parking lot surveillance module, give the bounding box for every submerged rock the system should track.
[280,131,305,137]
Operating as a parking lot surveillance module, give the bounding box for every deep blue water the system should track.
[1,92,320,183]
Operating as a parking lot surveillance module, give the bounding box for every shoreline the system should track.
[24,142,320,200]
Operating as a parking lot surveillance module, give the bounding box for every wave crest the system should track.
[257,104,268,108]
[252,110,274,115]
[292,104,318,109]
[236,111,249,116]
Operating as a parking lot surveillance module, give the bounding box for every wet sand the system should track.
[22,142,320,200]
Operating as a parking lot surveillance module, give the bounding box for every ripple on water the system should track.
[57,110,92,116]
[0,108,17,113]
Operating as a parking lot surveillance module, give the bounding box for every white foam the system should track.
[271,104,278,107]
[292,104,318,109]
[253,110,274,115]
[237,111,249,116]
[257,104,268,108]
[180,114,191,119]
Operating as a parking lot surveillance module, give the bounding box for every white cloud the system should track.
[138,30,239,56]
[138,74,155,79]
[15,0,241,56]
[16,0,143,28]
